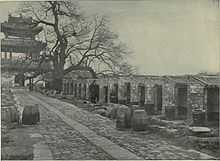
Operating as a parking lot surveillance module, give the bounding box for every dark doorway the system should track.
[125,82,131,104]
[89,84,99,103]
[70,82,73,95]
[66,82,69,95]
[84,84,87,99]
[207,87,219,122]
[138,84,145,106]
[103,86,108,103]
[74,84,77,97]
[79,84,82,98]
[154,85,162,114]
[175,84,188,119]
[63,83,67,95]
[110,84,118,103]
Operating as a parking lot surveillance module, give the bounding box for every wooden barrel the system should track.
[109,105,118,119]
[116,105,132,130]
[1,107,11,122]
[1,106,19,123]
[22,104,40,125]
[131,109,147,131]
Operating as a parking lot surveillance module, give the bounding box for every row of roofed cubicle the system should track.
[60,74,219,125]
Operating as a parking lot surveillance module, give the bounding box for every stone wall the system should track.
[62,75,214,125]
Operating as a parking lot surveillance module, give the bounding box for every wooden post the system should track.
[9,51,12,60]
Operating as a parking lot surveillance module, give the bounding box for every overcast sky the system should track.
[0,0,219,75]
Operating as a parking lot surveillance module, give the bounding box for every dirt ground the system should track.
[60,97,220,159]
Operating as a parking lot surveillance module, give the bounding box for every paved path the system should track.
[14,91,114,160]
[29,92,216,160]
[28,93,141,160]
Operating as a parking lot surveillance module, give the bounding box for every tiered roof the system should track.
[1,14,43,38]
[1,14,46,54]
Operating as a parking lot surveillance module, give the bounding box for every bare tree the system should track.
[19,1,135,91]
[66,16,136,75]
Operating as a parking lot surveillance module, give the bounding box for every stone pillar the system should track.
[78,83,81,99]
[203,87,208,124]
[72,81,75,96]
[66,80,69,95]
[86,83,90,100]
[187,85,193,125]
[188,84,206,125]
[144,84,155,114]
[62,81,65,94]
[81,83,85,99]
[107,84,110,103]
[130,83,139,105]
[118,81,126,104]
[63,81,66,95]
[99,84,104,103]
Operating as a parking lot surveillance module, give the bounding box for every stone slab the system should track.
[189,127,211,133]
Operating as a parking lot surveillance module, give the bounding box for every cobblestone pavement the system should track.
[31,92,216,160]
[22,93,113,160]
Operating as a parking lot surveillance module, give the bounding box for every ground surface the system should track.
[1,89,219,160]
[61,96,220,158]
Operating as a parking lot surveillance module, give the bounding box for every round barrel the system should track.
[131,109,147,131]
[192,111,205,126]
[1,107,11,122]
[22,104,40,125]
[109,105,118,119]
[116,105,132,130]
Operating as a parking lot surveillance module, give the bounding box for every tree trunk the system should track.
[51,40,67,92]
[52,59,65,92]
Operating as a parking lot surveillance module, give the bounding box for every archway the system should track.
[154,84,162,114]
[103,86,108,103]
[138,84,145,106]
[110,83,118,103]
[125,82,131,104]
[74,84,77,97]
[207,87,219,122]
[175,83,188,120]
[89,83,99,103]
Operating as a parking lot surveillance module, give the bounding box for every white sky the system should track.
[0,0,219,75]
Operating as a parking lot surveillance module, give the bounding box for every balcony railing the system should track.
[1,59,52,72]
